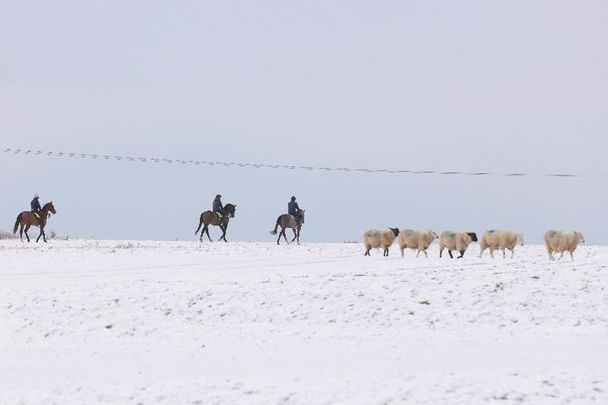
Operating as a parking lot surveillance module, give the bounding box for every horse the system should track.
[270,210,305,245]
[13,202,57,243]
[195,203,237,242]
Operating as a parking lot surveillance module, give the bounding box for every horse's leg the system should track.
[204,225,213,242]
[24,224,31,242]
[291,229,297,243]
[297,227,301,245]
[37,225,46,243]
[281,229,290,244]
[19,224,24,242]
[221,224,228,242]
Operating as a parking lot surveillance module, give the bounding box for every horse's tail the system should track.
[195,213,204,235]
[13,213,22,234]
[270,215,282,235]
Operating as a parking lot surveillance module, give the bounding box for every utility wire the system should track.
[2,147,605,178]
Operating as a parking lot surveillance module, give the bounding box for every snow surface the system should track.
[1,240,607,404]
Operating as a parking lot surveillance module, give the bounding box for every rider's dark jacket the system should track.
[288,201,300,216]
[213,197,224,213]
[31,198,41,212]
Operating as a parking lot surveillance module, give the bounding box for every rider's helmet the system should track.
[216,194,222,199]
[291,196,296,201]
[33,193,39,199]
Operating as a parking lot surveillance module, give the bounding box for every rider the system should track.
[30,194,42,216]
[213,194,225,223]
[288,196,302,224]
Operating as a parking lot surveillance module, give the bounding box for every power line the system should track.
[2,147,605,178]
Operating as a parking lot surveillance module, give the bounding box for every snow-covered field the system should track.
[1,240,607,404]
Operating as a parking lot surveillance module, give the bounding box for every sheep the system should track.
[399,229,438,258]
[363,228,400,256]
[479,230,524,259]
[439,231,478,258]
[544,230,585,261]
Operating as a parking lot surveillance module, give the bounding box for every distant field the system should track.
[1,240,606,403]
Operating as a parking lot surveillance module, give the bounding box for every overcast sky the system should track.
[1,1,607,244]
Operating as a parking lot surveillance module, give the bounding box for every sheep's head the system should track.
[516,234,524,246]
[467,232,478,242]
[575,231,585,244]
[389,227,400,237]
[429,231,438,239]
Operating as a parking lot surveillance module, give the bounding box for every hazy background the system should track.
[1,1,606,243]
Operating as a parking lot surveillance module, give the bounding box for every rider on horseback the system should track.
[30,194,42,218]
[288,196,303,225]
[213,194,226,224]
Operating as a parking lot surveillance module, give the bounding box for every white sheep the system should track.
[399,229,438,258]
[544,230,585,261]
[479,230,524,259]
[439,231,478,258]
[363,228,400,256]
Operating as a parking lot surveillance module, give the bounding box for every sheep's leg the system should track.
[416,250,420,258]
[424,250,428,258]
[510,248,515,259]
[400,246,405,257]
[479,247,485,258]
[558,252,564,260]
[458,250,465,258]
[439,247,444,258]
[502,249,506,259]
[570,251,574,261]
[448,250,453,259]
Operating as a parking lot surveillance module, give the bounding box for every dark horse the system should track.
[13,202,57,242]
[270,210,305,245]
[195,203,237,242]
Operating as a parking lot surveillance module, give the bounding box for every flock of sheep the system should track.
[363,228,585,260]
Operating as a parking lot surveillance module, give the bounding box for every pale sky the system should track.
[1,1,607,243]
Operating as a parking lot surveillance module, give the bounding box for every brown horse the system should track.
[195,203,237,242]
[13,202,57,242]
[270,210,305,245]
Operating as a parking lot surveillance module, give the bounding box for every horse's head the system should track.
[44,202,57,215]
[299,209,305,223]
[225,203,237,218]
